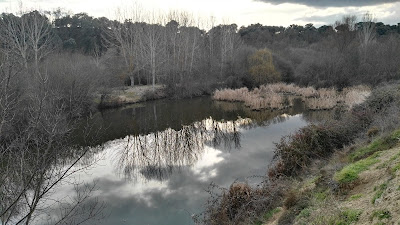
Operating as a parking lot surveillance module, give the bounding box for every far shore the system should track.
[94,85,167,109]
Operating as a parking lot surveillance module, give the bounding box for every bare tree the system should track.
[358,12,376,62]
[0,11,105,225]
[141,11,166,90]
[103,4,146,86]
[24,11,57,75]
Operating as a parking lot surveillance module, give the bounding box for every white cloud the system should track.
[0,0,398,27]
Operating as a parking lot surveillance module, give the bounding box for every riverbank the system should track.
[260,131,400,225]
[94,85,167,108]
[200,82,400,225]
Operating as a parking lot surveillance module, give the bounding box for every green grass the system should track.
[315,190,328,202]
[253,220,263,225]
[253,207,282,224]
[392,162,400,173]
[370,210,391,220]
[350,129,400,162]
[335,154,380,184]
[348,194,363,201]
[309,209,362,225]
[331,209,362,225]
[296,207,312,219]
[372,182,388,204]
[351,139,385,161]
[263,207,281,221]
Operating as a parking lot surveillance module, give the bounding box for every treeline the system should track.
[2,10,399,99]
[54,10,248,96]
[240,15,400,88]
[52,11,400,90]
[51,11,400,91]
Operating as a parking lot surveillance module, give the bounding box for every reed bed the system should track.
[213,87,250,102]
[305,97,338,110]
[342,85,371,108]
[244,94,287,110]
[212,84,370,111]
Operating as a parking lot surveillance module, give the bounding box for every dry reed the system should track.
[212,84,370,111]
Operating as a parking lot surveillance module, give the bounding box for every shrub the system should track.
[201,181,287,225]
[248,49,281,84]
[271,124,349,176]
[367,126,379,137]
[366,83,400,113]
[284,190,300,209]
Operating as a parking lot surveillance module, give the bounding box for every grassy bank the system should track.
[200,83,400,225]
[94,85,167,108]
[264,130,400,225]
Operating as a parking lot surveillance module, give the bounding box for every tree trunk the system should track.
[130,75,135,87]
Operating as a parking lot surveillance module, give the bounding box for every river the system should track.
[34,97,335,225]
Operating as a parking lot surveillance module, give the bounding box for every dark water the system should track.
[39,97,334,225]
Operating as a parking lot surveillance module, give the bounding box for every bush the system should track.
[271,124,349,177]
[201,181,286,225]
[248,49,281,85]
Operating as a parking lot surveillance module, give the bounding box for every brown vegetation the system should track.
[96,85,167,108]
[199,181,287,225]
[202,83,400,225]
[213,83,370,111]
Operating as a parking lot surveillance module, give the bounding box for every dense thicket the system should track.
[50,11,400,90]
[2,10,398,97]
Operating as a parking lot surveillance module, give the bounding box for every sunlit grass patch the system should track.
[334,154,380,184]
[331,209,362,225]
[296,207,312,219]
[350,129,400,162]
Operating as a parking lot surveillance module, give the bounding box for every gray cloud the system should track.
[254,0,400,7]
[297,11,400,27]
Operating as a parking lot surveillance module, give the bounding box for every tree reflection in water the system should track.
[113,117,252,181]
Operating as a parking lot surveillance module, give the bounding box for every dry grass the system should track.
[342,85,371,109]
[213,87,250,102]
[213,84,370,111]
[306,97,338,110]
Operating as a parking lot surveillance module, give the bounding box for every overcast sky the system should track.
[0,0,399,27]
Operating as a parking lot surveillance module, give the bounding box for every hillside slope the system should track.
[262,139,400,225]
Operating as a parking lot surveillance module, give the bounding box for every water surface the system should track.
[41,97,334,224]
